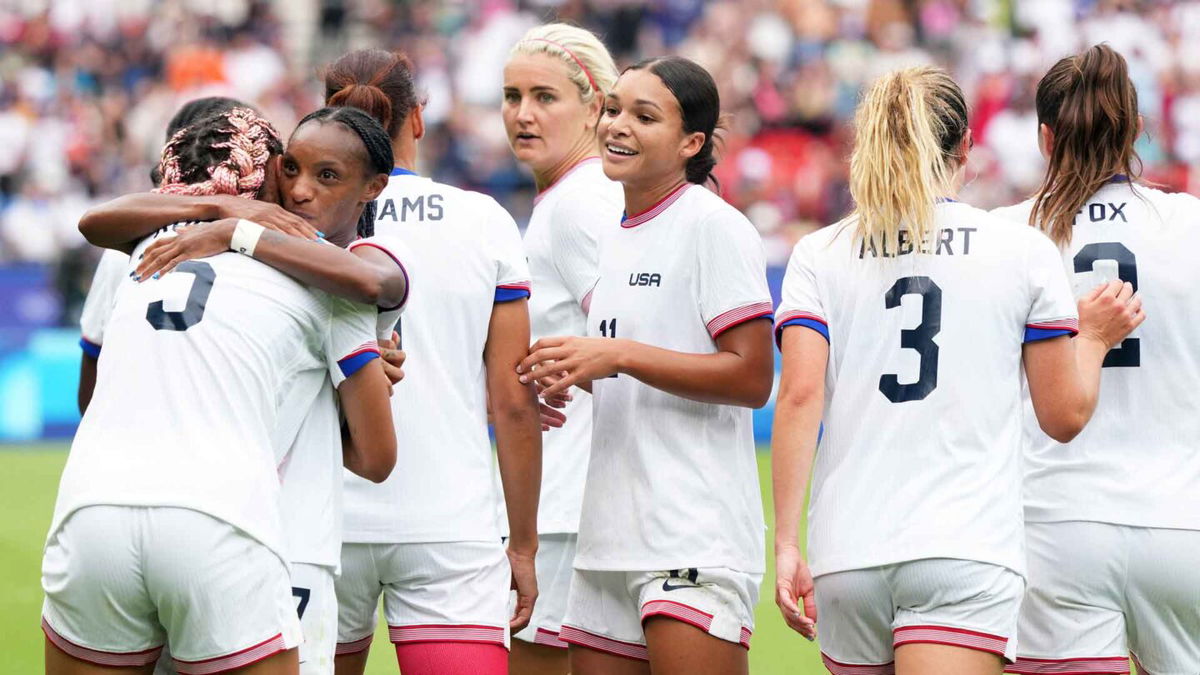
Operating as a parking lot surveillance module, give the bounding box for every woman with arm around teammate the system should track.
[519,56,774,675]
[770,67,1142,675]
[500,23,622,675]
[317,50,544,675]
[991,44,1200,675]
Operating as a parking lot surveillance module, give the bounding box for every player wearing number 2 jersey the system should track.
[519,57,774,675]
[43,108,398,675]
[992,45,1200,675]
[771,67,1142,675]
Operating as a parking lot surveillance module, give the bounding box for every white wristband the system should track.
[230,219,265,257]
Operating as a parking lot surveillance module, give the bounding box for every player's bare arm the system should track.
[1024,279,1144,442]
[518,318,773,407]
[132,219,407,307]
[485,298,542,632]
[79,191,317,254]
[337,359,397,483]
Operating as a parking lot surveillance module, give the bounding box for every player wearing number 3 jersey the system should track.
[771,67,1142,675]
[992,45,1200,674]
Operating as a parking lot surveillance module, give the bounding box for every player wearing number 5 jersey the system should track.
[519,57,774,675]
[771,67,1143,675]
[43,108,398,675]
[992,45,1200,674]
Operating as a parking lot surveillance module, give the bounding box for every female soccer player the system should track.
[44,107,397,675]
[992,44,1200,674]
[770,67,1143,675]
[500,23,621,674]
[518,56,773,675]
[73,105,412,675]
[318,49,543,675]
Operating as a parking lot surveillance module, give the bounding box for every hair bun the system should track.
[329,83,394,135]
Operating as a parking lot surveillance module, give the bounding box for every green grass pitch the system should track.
[0,445,823,673]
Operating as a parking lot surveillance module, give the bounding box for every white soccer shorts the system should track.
[291,563,337,675]
[41,505,301,673]
[334,540,511,654]
[814,558,1023,674]
[560,567,760,660]
[1008,521,1200,675]
[512,533,577,648]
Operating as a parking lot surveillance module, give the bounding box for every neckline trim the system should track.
[620,183,691,229]
[533,157,601,205]
[391,167,417,177]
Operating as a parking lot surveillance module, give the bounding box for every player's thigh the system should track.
[44,638,156,675]
[895,642,1003,675]
[42,506,165,670]
[560,569,650,670]
[642,615,748,675]
[145,508,301,673]
[509,639,569,675]
[1126,525,1200,675]
[290,563,337,675]
[332,543,385,659]
[813,566,895,670]
[225,647,299,674]
[1013,522,1129,672]
[377,541,509,650]
[891,559,1022,667]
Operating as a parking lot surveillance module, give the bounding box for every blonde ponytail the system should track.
[849,67,968,255]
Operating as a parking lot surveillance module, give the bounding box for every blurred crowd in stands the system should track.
[2,0,1200,322]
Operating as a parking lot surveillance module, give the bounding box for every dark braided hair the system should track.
[292,106,393,238]
[151,96,250,185]
[155,107,282,198]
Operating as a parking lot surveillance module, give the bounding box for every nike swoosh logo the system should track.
[661,578,698,592]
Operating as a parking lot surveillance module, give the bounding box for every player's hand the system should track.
[1077,280,1145,349]
[516,336,624,398]
[506,545,539,632]
[134,219,237,280]
[380,347,405,388]
[538,402,567,431]
[211,172,319,241]
[775,545,817,640]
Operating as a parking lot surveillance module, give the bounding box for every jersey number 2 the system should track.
[1073,242,1139,367]
[879,276,942,403]
[145,261,216,332]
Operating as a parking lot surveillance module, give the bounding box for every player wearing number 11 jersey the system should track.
[993,45,1200,674]
[771,67,1142,675]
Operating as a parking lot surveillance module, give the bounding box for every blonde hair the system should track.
[509,23,619,102]
[849,67,969,255]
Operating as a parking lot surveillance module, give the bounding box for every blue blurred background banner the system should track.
[0,264,788,443]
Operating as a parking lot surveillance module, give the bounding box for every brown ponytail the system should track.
[1031,43,1141,246]
[324,49,420,141]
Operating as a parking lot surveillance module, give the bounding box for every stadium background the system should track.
[0,0,1188,670]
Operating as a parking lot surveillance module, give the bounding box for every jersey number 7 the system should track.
[878,276,942,403]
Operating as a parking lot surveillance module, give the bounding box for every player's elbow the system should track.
[350,276,385,306]
[78,208,107,245]
[742,380,773,409]
[359,441,397,483]
[1039,410,1088,444]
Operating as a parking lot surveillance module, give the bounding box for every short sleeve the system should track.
[349,234,412,312]
[549,191,617,307]
[324,296,381,388]
[1024,231,1079,342]
[775,237,830,346]
[696,209,774,339]
[485,197,532,303]
[79,250,131,357]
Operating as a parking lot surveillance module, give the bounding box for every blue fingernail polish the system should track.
[128,271,136,278]
[316,231,326,238]
[152,273,160,280]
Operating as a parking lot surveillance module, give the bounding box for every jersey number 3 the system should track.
[1074,242,1139,368]
[145,261,216,332]
[879,276,942,403]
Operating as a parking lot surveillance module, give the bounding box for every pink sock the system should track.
[394,641,508,675]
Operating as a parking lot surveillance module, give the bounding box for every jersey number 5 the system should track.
[145,261,216,332]
[1073,242,1139,368]
[879,276,942,403]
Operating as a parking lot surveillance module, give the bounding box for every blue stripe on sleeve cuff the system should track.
[1024,327,1075,343]
[777,318,830,343]
[79,337,101,358]
[338,351,380,378]
[494,287,531,303]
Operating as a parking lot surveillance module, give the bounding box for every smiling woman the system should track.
[519,56,775,675]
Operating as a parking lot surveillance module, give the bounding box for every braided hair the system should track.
[292,106,394,238]
[154,107,282,198]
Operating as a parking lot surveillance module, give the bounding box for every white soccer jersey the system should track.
[78,249,131,357]
[53,226,380,563]
[777,201,1078,578]
[993,181,1200,530]
[342,169,531,544]
[576,184,772,573]
[522,158,623,535]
